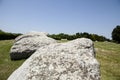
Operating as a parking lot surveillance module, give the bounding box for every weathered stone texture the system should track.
[10,31,57,60]
[8,38,100,80]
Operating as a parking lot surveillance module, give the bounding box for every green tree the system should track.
[75,32,81,38]
[112,25,120,43]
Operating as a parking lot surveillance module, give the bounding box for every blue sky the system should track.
[0,0,120,39]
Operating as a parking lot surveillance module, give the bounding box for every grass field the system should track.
[0,40,120,80]
[0,40,25,80]
[95,42,120,80]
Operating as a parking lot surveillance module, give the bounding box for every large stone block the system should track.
[8,38,100,80]
[10,31,57,60]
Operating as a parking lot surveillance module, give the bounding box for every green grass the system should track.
[57,39,69,43]
[0,40,120,80]
[0,40,25,80]
[95,42,120,80]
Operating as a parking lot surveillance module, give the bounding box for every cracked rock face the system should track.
[10,31,57,60]
[8,38,100,80]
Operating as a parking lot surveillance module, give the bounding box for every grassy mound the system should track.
[0,40,120,80]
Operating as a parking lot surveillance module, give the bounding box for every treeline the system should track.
[0,29,110,41]
[0,29,21,40]
[48,32,110,41]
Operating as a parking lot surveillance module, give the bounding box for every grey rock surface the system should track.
[10,31,57,60]
[8,38,100,80]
